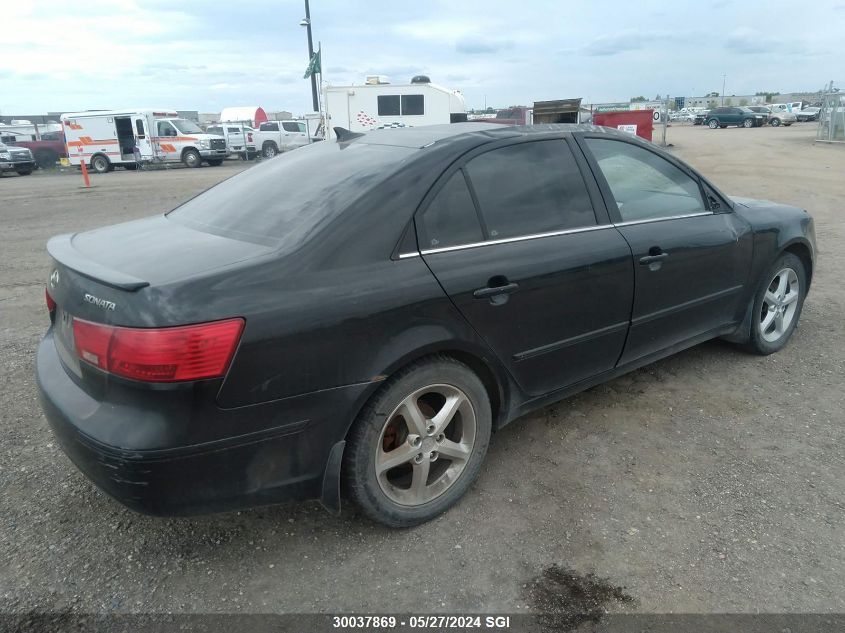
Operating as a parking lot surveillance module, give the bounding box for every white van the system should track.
[62,109,229,172]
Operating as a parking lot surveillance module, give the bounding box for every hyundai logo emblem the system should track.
[50,269,60,288]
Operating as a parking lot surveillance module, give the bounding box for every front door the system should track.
[579,135,753,364]
[134,117,153,159]
[418,138,634,397]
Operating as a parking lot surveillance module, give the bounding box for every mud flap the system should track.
[320,440,345,514]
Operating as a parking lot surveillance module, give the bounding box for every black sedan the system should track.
[37,123,816,527]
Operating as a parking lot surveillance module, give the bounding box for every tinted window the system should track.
[135,120,145,136]
[401,94,424,115]
[378,95,400,116]
[168,142,414,249]
[464,140,596,240]
[282,122,300,132]
[207,126,222,135]
[260,122,279,131]
[297,123,307,133]
[421,170,483,249]
[585,138,706,222]
[227,127,241,133]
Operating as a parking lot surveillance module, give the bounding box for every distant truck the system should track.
[62,109,229,172]
[0,122,67,168]
[324,75,467,139]
[481,106,533,126]
[254,120,311,158]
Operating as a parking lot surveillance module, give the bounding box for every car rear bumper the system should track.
[36,331,370,516]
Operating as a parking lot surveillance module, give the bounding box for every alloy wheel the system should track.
[375,384,476,506]
[760,267,800,343]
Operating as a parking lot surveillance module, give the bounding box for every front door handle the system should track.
[473,281,519,299]
[639,253,668,264]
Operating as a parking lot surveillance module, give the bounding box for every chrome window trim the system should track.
[613,211,713,227]
[397,252,420,259]
[419,224,614,256]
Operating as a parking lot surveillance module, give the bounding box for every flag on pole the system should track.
[304,48,321,79]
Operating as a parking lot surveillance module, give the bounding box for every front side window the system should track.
[420,170,484,249]
[135,120,145,136]
[260,122,279,132]
[282,122,300,132]
[464,140,596,240]
[377,95,401,116]
[157,121,176,137]
[584,138,706,223]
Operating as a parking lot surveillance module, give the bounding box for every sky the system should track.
[1,0,842,116]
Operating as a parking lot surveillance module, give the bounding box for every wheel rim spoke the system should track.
[761,310,776,331]
[760,267,800,343]
[431,393,466,435]
[437,439,471,462]
[376,443,418,475]
[782,292,798,305]
[409,460,431,502]
[764,291,779,307]
[398,399,428,436]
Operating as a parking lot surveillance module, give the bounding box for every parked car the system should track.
[37,123,816,527]
[796,107,821,122]
[746,106,771,125]
[255,120,310,158]
[705,106,766,128]
[0,132,66,168]
[767,104,797,127]
[0,141,36,175]
[693,110,710,125]
[206,124,259,159]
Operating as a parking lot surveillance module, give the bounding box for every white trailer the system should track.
[324,76,466,139]
[61,109,229,172]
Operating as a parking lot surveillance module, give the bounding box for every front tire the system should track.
[771,117,781,127]
[708,119,719,129]
[344,357,492,527]
[16,169,32,176]
[90,154,110,174]
[744,253,807,355]
[182,149,201,168]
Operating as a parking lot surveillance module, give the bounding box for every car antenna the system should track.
[333,127,365,142]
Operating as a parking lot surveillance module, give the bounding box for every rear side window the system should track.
[260,122,279,131]
[227,127,241,133]
[420,170,483,249]
[464,140,596,240]
[282,122,300,132]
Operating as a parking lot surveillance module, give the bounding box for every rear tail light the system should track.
[46,288,56,314]
[72,317,244,382]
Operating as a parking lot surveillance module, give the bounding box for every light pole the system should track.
[301,0,319,112]
[721,74,726,106]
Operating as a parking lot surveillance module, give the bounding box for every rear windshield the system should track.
[167,141,414,248]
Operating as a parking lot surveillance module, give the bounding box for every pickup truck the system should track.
[0,141,36,175]
[206,124,259,159]
[255,120,311,158]
[0,131,66,168]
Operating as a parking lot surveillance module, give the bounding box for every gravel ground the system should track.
[1,126,843,620]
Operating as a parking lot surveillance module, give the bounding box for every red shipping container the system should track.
[592,110,654,141]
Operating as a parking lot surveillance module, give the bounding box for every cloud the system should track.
[455,38,514,55]
[582,32,651,56]
[724,27,809,55]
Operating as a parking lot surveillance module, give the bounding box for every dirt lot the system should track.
[1,126,843,620]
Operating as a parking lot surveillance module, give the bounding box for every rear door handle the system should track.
[639,252,669,265]
[473,282,519,299]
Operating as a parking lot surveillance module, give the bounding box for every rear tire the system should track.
[771,117,781,127]
[262,142,279,158]
[743,118,754,128]
[743,253,807,355]
[90,154,110,174]
[33,149,58,169]
[344,356,492,528]
[182,149,201,168]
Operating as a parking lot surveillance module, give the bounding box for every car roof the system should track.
[350,122,625,149]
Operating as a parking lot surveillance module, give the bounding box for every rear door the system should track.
[282,121,308,149]
[578,135,753,365]
[418,137,634,397]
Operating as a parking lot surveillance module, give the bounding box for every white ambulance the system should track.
[61,109,229,172]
